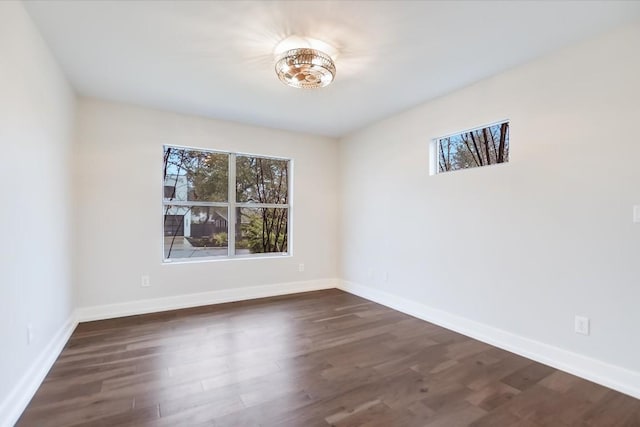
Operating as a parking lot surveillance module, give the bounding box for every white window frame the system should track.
[430,119,510,176]
[162,144,293,263]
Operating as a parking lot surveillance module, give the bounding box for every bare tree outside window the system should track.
[163,146,290,261]
[235,155,289,254]
[435,121,509,173]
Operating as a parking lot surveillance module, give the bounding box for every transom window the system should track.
[432,120,510,174]
[163,146,291,262]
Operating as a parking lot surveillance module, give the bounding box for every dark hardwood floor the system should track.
[17,289,640,426]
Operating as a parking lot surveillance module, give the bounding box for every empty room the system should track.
[2,0,640,425]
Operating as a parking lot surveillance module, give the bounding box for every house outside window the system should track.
[163,146,291,262]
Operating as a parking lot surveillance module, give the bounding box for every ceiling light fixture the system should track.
[275,48,336,89]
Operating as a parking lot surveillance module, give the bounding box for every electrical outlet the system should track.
[141,275,151,287]
[634,205,640,223]
[367,269,373,279]
[27,324,34,345]
[575,315,590,335]
[383,271,389,283]
[298,263,305,272]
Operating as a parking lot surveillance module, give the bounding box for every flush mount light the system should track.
[275,48,336,89]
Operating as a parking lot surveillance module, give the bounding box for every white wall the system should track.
[74,98,339,309]
[339,22,640,375]
[0,0,76,415]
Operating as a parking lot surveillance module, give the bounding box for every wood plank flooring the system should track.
[17,289,640,426]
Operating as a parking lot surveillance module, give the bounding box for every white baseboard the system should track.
[2,279,337,426]
[0,314,78,427]
[337,280,640,400]
[75,278,338,322]
[4,278,637,427]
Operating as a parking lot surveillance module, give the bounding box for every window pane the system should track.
[163,146,228,202]
[437,121,509,173]
[236,156,289,204]
[235,208,288,255]
[164,206,229,259]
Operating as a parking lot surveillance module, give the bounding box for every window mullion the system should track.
[228,153,236,257]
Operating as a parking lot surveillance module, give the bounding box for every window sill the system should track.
[162,253,292,265]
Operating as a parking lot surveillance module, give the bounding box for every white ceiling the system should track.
[25,1,640,137]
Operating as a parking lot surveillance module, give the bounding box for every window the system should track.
[432,120,509,174]
[163,146,291,261]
